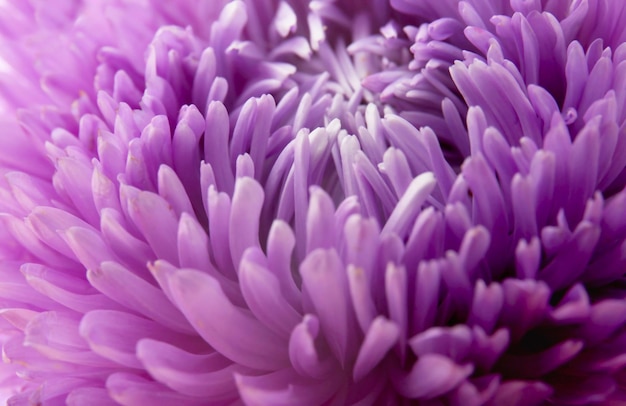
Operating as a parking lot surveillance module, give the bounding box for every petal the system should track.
[515,237,541,280]
[203,101,234,194]
[574,299,626,345]
[22,263,121,313]
[0,262,59,309]
[229,177,263,269]
[393,354,473,399]
[235,368,340,406]
[177,212,212,271]
[24,311,113,367]
[62,226,115,271]
[127,190,179,265]
[157,165,194,217]
[410,325,472,363]
[470,327,509,372]
[353,316,399,382]
[248,94,275,180]
[489,381,552,406]
[305,186,336,254]
[413,261,441,334]
[347,265,377,334]
[137,339,246,399]
[107,373,206,406]
[404,207,444,273]
[177,212,245,305]
[87,261,193,334]
[468,280,503,334]
[54,157,99,226]
[539,222,601,290]
[550,283,591,324]
[0,308,38,331]
[172,107,205,223]
[288,315,335,379]
[66,388,118,406]
[343,215,380,278]
[385,263,407,358]
[91,165,123,215]
[100,208,155,272]
[80,310,202,369]
[207,186,235,278]
[192,48,217,112]
[5,171,59,211]
[457,226,490,278]
[266,220,301,312]
[499,279,550,341]
[167,268,289,370]
[300,248,354,365]
[239,248,301,337]
[273,1,297,37]
[381,172,436,239]
[26,206,92,260]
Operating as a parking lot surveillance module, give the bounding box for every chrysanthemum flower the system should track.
[0,0,625,405]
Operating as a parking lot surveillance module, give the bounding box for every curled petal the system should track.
[166,268,289,370]
[393,354,473,399]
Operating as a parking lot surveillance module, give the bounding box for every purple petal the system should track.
[353,316,399,382]
[489,381,552,406]
[347,265,377,334]
[126,190,179,265]
[468,280,503,334]
[66,388,118,406]
[80,310,202,369]
[239,248,301,337]
[157,165,194,217]
[22,263,121,313]
[107,373,206,406]
[87,261,193,334]
[137,339,245,399]
[393,354,473,399]
[300,248,355,366]
[266,220,302,312]
[166,268,290,370]
[288,314,336,379]
[410,325,472,363]
[381,172,436,239]
[229,177,263,269]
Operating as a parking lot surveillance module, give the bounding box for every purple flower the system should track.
[0,0,625,405]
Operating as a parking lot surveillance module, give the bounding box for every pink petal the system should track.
[137,338,247,399]
[239,248,301,337]
[166,268,289,370]
[87,261,193,334]
[126,190,179,265]
[80,310,203,369]
[107,373,207,406]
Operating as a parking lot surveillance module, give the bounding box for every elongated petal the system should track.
[353,317,399,382]
[137,339,245,399]
[300,249,353,365]
[87,261,193,334]
[166,268,289,370]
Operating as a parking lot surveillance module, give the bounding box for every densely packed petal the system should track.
[0,0,625,405]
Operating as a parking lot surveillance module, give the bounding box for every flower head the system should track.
[0,0,626,405]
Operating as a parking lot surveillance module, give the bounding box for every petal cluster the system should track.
[0,0,625,405]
